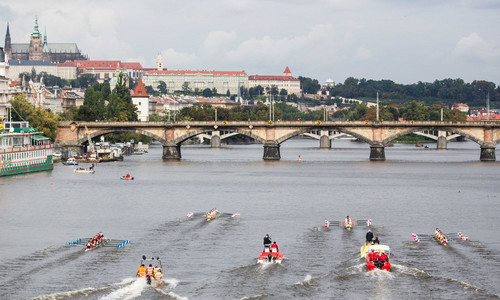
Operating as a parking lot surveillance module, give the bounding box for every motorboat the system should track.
[138,256,165,288]
[257,247,284,264]
[366,245,391,271]
[63,157,79,165]
[120,175,134,180]
[73,167,95,174]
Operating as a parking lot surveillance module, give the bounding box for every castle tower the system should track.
[156,54,163,71]
[29,17,43,60]
[4,23,11,59]
[283,66,292,76]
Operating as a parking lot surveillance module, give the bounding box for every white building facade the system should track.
[0,47,10,120]
[249,66,301,95]
[142,70,249,95]
[8,60,77,80]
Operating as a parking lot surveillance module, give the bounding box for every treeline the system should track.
[330,77,499,107]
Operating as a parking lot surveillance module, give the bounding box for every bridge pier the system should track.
[211,131,221,148]
[320,131,331,148]
[370,145,385,161]
[263,142,280,160]
[437,131,447,149]
[163,145,181,160]
[437,136,447,149]
[480,145,496,161]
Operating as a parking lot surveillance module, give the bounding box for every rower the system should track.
[126,173,131,179]
[366,230,374,244]
[263,234,272,249]
[137,264,146,278]
[146,264,154,276]
[271,241,279,252]
[153,265,163,280]
[86,241,91,250]
[344,216,352,227]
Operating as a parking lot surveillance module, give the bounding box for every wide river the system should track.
[0,138,499,300]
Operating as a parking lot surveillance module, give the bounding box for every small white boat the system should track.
[73,167,95,174]
[63,157,79,165]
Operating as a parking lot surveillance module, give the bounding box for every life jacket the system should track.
[137,266,146,277]
[153,268,163,280]
[147,266,154,276]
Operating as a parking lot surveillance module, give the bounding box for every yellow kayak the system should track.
[360,242,371,258]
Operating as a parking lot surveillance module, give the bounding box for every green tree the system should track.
[105,72,138,121]
[202,88,213,97]
[182,82,191,95]
[400,101,430,121]
[9,94,59,140]
[298,76,321,94]
[158,81,168,95]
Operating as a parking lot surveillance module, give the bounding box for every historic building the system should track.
[58,60,143,82]
[130,80,150,121]
[142,69,249,95]
[0,47,10,120]
[4,18,87,63]
[249,66,301,95]
[8,59,77,81]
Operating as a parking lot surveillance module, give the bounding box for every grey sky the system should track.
[1,0,499,85]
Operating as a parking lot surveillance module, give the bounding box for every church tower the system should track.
[29,17,43,60]
[4,23,11,59]
[156,54,163,71]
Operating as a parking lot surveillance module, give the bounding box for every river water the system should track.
[0,139,499,299]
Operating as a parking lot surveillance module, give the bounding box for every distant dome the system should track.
[325,78,334,83]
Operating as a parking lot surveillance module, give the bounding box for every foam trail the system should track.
[365,268,395,279]
[33,286,109,299]
[295,274,312,286]
[163,278,179,289]
[99,278,147,300]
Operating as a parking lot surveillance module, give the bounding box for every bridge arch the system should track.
[173,127,267,145]
[276,127,374,145]
[77,128,167,145]
[382,127,484,146]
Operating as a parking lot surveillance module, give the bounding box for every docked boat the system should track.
[138,256,165,288]
[73,166,95,174]
[257,247,284,264]
[62,157,79,165]
[0,122,53,177]
[365,245,391,271]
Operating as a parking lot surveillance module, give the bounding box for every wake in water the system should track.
[294,274,313,286]
[100,278,147,300]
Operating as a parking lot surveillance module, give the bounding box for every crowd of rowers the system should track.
[434,228,448,244]
[86,232,104,250]
[137,263,163,280]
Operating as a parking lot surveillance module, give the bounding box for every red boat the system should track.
[257,247,284,264]
[365,245,391,271]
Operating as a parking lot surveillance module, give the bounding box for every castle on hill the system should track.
[4,17,87,63]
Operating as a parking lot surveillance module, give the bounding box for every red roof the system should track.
[132,80,148,97]
[283,66,291,74]
[249,75,299,81]
[144,70,247,76]
[57,60,142,70]
[9,81,21,87]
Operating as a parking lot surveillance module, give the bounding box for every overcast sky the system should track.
[1,0,499,85]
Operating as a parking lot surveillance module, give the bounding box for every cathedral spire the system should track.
[31,17,41,38]
[43,26,47,46]
[5,22,11,54]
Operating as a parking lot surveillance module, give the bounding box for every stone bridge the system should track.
[55,120,500,161]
